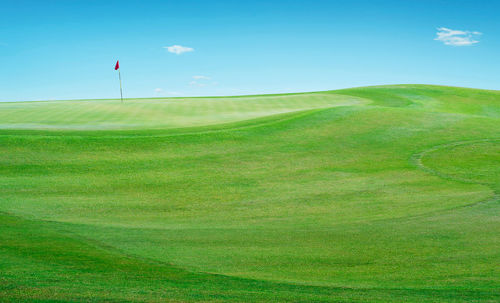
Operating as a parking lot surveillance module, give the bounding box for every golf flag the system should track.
[115,60,123,102]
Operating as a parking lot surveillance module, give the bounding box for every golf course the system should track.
[1,84,499,302]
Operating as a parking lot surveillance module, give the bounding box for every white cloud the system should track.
[193,75,211,80]
[163,45,194,55]
[153,88,184,96]
[190,75,214,87]
[435,27,481,46]
[154,88,183,96]
[189,81,207,87]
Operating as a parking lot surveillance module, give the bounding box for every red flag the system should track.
[115,60,120,70]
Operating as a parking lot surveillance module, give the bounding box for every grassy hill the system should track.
[1,85,499,302]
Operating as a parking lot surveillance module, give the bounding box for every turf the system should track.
[0,84,499,302]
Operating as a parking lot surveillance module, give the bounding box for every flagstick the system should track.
[118,69,123,103]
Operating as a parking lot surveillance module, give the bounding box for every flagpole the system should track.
[118,69,123,103]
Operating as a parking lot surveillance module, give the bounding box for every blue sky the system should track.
[1,0,499,101]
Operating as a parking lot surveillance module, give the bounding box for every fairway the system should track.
[1,85,499,302]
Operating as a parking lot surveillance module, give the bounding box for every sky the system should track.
[1,0,499,101]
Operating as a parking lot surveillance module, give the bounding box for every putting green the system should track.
[1,85,499,302]
[0,93,365,130]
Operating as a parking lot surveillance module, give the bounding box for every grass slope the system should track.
[1,85,499,302]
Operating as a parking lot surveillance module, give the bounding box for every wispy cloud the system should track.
[189,81,207,87]
[163,45,194,55]
[154,88,183,96]
[190,75,215,87]
[167,91,183,96]
[193,75,211,80]
[435,27,481,46]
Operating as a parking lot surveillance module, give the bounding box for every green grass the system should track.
[0,93,364,130]
[1,84,499,302]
